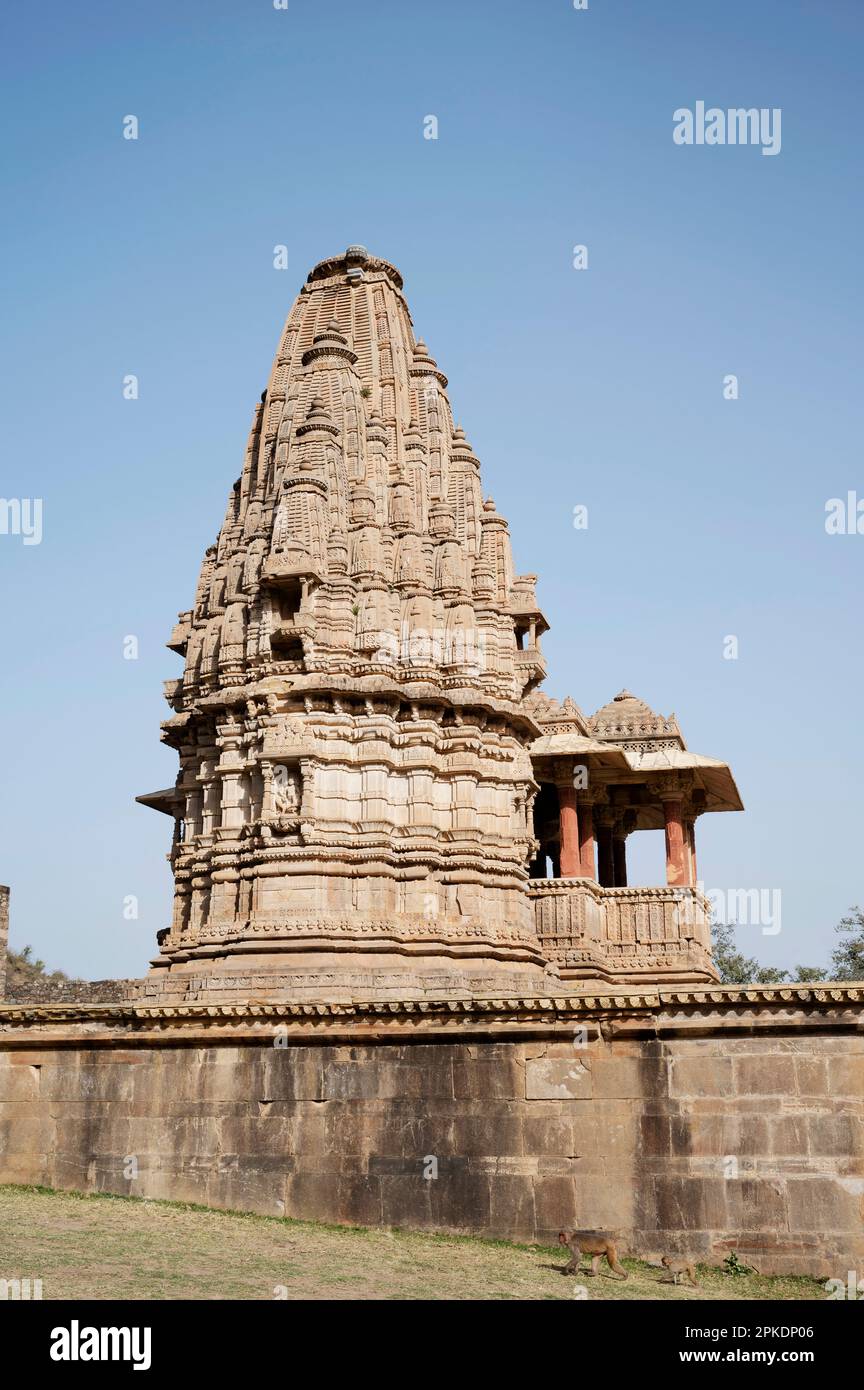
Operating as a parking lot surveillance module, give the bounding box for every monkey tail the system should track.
[607,1243,628,1279]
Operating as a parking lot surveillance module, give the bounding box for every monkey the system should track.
[660,1255,701,1289]
[558,1230,628,1280]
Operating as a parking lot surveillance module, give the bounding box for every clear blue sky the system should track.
[1,0,861,979]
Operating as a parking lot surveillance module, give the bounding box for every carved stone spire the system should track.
[142,247,555,1003]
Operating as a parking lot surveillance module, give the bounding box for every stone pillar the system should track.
[557,778,581,878]
[660,787,690,887]
[217,720,247,834]
[595,805,615,888]
[686,791,705,888]
[612,830,627,888]
[527,849,546,880]
[578,794,595,879]
[260,760,275,819]
[615,809,637,888]
[684,817,697,885]
[0,885,9,1000]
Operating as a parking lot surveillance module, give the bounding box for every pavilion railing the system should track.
[527,877,715,983]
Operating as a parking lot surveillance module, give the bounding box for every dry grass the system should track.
[0,1185,825,1301]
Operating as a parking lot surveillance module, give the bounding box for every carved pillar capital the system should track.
[655,773,682,802]
[552,759,576,790]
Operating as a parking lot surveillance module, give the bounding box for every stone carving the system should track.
[140,247,562,1003]
[139,247,743,1005]
[272,765,300,816]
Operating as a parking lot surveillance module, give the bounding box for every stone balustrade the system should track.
[527,877,716,986]
[515,645,546,686]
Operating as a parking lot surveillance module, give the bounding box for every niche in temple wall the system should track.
[267,762,302,834]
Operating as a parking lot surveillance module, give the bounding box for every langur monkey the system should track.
[661,1255,701,1288]
[558,1230,628,1280]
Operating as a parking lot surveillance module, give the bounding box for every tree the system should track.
[6,944,70,992]
[711,928,783,984]
[831,907,864,981]
[710,924,828,985]
[710,923,785,984]
[789,963,829,983]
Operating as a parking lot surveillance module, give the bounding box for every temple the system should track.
[5,249,858,1284]
[139,247,742,1001]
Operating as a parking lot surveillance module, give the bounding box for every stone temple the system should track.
[138,245,742,1003]
[1,249,860,1279]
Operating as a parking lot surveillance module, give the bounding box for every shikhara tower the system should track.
[141,247,555,1000]
[141,246,742,1003]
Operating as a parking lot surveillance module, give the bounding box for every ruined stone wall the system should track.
[4,978,143,1005]
[0,887,8,999]
[0,991,860,1278]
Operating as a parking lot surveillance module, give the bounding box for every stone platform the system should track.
[1,983,861,1277]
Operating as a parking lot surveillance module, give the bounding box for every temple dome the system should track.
[588,691,684,747]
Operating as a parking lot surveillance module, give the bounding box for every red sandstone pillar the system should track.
[687,819,698,884]
[578,797,595,879]
[558,781,581,878]
[662,798,689,886]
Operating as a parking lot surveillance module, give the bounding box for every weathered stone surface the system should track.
[525,1057,592,1100]
[590,1056,657,1099]
[786,1176,864,1233]
[669,1056,735,1098]
[733,1056,797,1096]
[1,989,861,1277]
[828,1055,864,1095]
[0,886,8,1000]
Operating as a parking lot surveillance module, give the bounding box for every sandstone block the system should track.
[525,1057,592,1100]
[669,1056,734,1098]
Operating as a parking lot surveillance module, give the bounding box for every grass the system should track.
[0,1185,826,1301]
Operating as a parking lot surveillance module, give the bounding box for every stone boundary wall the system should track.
[0,986,861,1278]
[4,978,143,1005]
[0,887,9,999]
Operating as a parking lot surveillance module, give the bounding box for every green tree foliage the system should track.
[6,944,70,991]
[830,907,864,981]
[710,923,828,985]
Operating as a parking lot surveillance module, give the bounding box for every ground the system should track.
[0,1186,825,1301]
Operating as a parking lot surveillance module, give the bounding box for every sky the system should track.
[0,0,861,980]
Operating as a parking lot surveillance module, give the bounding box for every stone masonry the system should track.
[0,985,861,1277]
[0,887,9,1000]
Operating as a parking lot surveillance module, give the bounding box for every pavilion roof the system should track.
[524,692,591,735]
[136,787,182,817]
[530,733,631,770]
[624,747,743,813]
[587,689,686,749]
[528,688,743,816]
